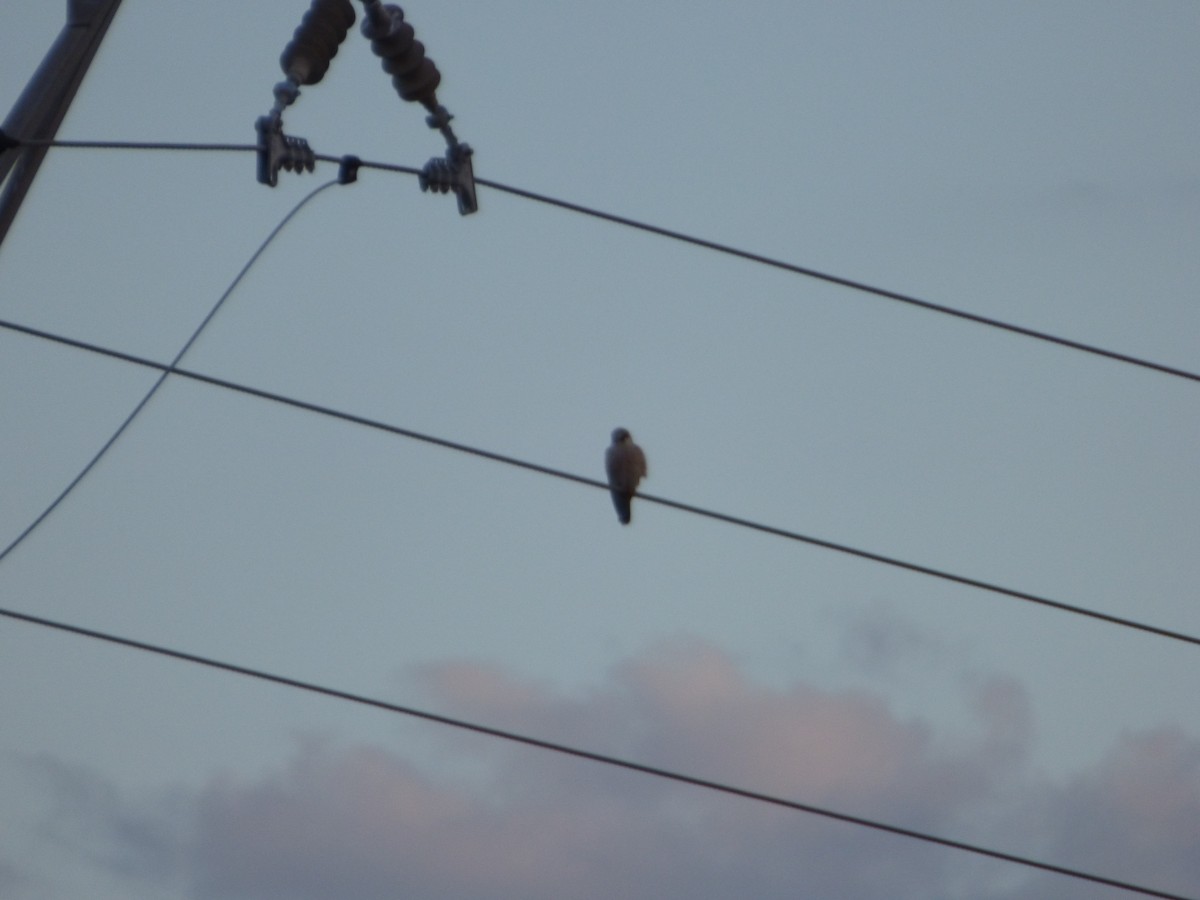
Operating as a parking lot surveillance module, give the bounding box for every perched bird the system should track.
[605,427,647,525]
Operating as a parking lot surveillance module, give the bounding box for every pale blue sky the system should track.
[1,2,1198,898]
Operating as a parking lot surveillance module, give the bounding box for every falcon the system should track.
[605,428,647,525]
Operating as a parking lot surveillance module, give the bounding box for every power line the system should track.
[6,140,1194,649]
[0,179,341,567]
[0,604,1190,900]
[469,174,1200,385]
[15,136,1200,386]
[16,137,257,154]
[3,316,1198,652]
[2,144,1191,900]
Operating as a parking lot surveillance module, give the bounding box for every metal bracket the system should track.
[255,115,315,187]
[338,154,361,185]
[419,142,477,215]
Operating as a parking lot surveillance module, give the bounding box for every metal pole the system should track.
[0,0,124,249]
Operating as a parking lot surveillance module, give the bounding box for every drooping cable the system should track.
[0,179,340,566]
[2,317,1197,651]
[0,604,1190,900]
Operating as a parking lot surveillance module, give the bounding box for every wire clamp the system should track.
[418,142,476,215]
[255,115,316,187]
[338,154,361,184]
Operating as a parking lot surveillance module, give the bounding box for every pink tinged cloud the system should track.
[183,641,1036,899]
[22,640,1200,899]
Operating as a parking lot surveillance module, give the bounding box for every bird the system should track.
[605,427,647,525]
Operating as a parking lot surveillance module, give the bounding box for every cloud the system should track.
[184,642,999,900]
[836,601,951,677]
[995,727,1200,900]
[414,639,1024,830]
[18,640,1200,900]
[23,753,186,882]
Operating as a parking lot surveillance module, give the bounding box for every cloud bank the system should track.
[18,640,1200,900]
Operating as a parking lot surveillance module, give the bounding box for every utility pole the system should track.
[0,0,124,249]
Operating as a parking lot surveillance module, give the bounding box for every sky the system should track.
[0,1,1198,898]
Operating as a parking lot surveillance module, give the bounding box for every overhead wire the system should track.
[469,174,1200,384]
[0,141,1191,900]
[14,136,1200,386]
[16,138,258,153]
[5,141,1194,648]
[0,177,341,567]
[0,604,1191,900]
[2,316,1198,651]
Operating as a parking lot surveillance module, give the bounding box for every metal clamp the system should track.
[419,142,476,215]
[255,116,315,187]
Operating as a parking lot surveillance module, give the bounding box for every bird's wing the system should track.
[633,445,647,479]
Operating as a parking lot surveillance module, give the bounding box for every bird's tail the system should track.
[611,491,633,525]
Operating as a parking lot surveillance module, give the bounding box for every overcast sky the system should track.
[1,2,1198,898]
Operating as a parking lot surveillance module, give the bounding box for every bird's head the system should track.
[611,427,631,444]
